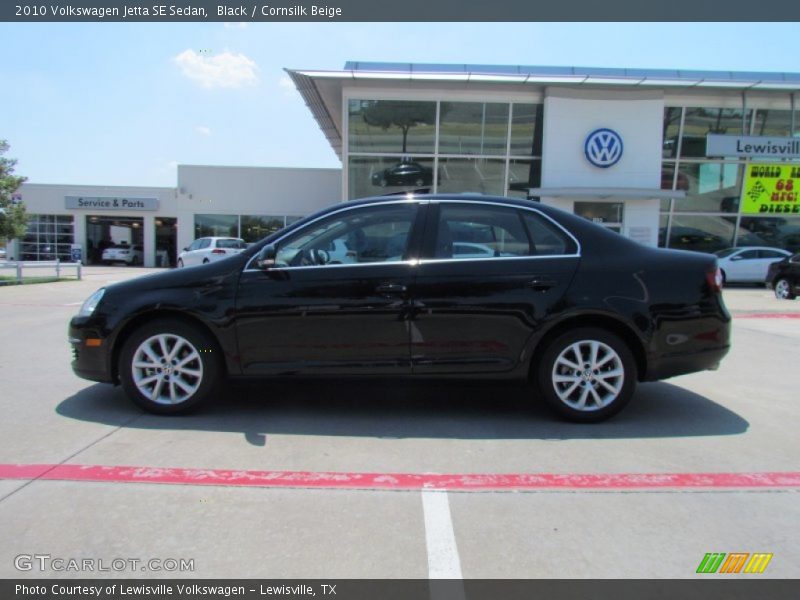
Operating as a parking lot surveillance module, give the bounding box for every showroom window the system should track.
[660,104,800,253]
[194,214,238,239]
[346,98,543,200]
[193,214,301,243]
[21,214,74,261]
[348,99,436,154]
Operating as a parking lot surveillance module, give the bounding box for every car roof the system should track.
[340,193,560,214]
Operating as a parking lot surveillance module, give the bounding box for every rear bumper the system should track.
[644,345,730,381]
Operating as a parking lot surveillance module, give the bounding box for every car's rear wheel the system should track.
[774,278,796,300]
[536,327,637,422]
[177,259,184,268]
[202,258,209,264]
[119,319,221,414]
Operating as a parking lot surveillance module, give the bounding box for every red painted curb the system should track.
[1,464,799,491]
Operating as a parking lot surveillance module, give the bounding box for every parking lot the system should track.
[0,266,798,578]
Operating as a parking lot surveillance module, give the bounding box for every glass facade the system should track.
[21,214,74,261]
[660,106,800,253]
[347,98,543,200]
[194,214,301,244]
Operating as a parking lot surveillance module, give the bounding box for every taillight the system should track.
[706,267,723,293]
[211,249,226,254]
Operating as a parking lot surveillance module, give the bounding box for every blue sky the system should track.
[2,22,798,187]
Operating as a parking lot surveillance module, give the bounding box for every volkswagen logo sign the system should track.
[584,128,624,168]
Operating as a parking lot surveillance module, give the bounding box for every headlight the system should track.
[79,288,106,317]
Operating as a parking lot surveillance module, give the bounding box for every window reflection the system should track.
[348,156,435,200]
[673,163,742,213]
[437,157,505,195]
[681,107,750,158]
[667,215,737,253]
[510,104,543,156]
[194,214,238,238]
[240,216,285,243]
[507,159,541,198]
[662,107,682,159]
[348,100,436,154]
[438,102,509,155]
[752,109,798,138]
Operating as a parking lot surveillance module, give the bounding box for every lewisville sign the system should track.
[706,134,800,159]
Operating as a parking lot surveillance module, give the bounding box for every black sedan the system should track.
[69,194,731,422]
[371,161,433,188]
[766,253,800,300]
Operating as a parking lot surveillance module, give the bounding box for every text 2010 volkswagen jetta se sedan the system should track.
[69,194,731,422]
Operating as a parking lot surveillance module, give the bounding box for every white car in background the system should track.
[102,244,143,266]
[178,237,247,268]
[714,246,792,284]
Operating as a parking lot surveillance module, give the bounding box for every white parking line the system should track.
[421,490,463,579]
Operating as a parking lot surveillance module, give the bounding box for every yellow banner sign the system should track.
[741,164,800,214]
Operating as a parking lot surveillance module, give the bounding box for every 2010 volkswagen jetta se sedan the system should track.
[69,194,731,422]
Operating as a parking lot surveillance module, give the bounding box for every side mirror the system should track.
[183,247,189,252]
[731,255,743,261]
[256,244,277,269]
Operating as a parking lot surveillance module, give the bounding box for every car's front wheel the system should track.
[536,327,637,422]
[774,278,796,300]
[119,319,221,414]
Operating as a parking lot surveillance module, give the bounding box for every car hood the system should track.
[104,254,248,296]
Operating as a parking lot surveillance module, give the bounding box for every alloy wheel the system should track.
[551,340,624,411]
[775,279,791,299]
[131,333,204,405]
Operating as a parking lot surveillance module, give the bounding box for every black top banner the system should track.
[3,0,800,22]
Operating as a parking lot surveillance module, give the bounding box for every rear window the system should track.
[217,239,246,249]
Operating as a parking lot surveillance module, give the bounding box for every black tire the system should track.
[202,258,209,264]
[177,259,184,268]
[118,318,222,415]
[774,278,796,300]
[536,327,637,423]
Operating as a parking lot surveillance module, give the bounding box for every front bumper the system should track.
[69,318,114,383]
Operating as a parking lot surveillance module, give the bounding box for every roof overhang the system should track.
[528,187,685,199]
[287,61,800,161]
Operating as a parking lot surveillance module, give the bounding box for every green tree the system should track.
[0,140,28,244]
[361,100,438,154]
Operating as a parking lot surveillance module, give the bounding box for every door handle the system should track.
[527,277,557,291]
[376,282,407,294]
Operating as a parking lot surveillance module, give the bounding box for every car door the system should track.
[409,201,579,374]
[234,201,424,376]
[183,239,202,266]
[730,248,761,281]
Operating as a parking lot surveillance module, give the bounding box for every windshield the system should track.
[714,249,737,258]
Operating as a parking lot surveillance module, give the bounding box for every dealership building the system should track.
[9,62,800,266]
